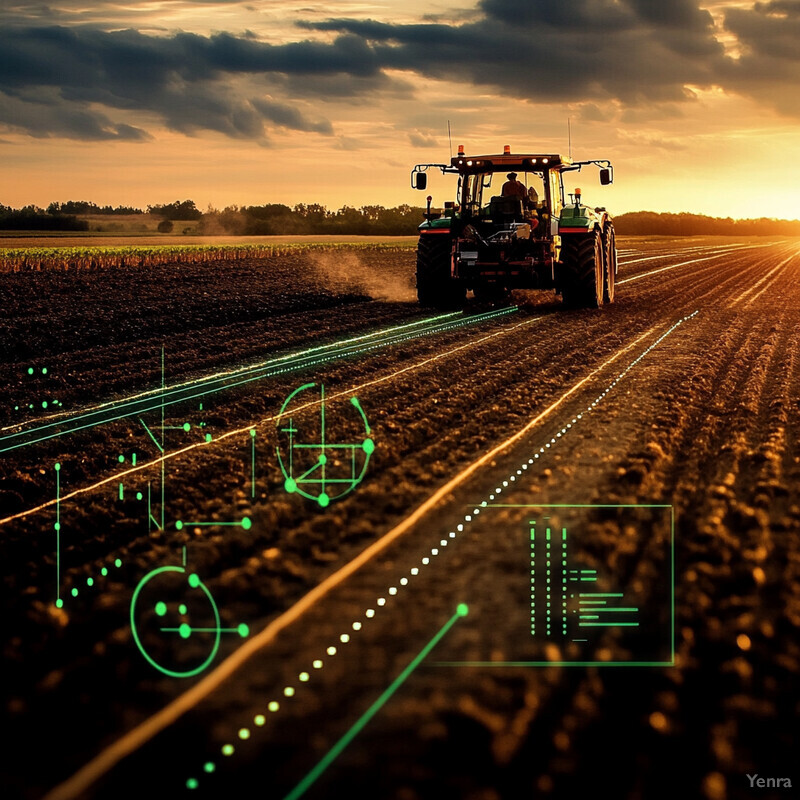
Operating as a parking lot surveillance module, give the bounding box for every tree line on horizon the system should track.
[1,200,799,236]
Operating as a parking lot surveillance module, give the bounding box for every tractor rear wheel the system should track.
[416,235,465,309]
[602,224,617,304]
[560,231,604,308]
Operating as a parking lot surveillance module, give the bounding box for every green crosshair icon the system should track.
[130,564,248,678]
[276,382,375,508]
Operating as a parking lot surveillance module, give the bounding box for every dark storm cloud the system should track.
[0,89,151,140]
[302,0,724,105]
[2,1,800,142]
[0,25,350,140]
[720,1,800,116]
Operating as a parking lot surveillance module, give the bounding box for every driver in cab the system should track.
[501,172,526,199]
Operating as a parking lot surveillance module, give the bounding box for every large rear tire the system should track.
[602,224,616,304]
[416,235,465,309]
[560,231,603,308]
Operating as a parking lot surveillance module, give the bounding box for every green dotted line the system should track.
[182,311,697,791]
[57,557,123,608]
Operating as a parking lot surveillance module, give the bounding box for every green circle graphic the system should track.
[276,383,375,507]
[130,565,221,678]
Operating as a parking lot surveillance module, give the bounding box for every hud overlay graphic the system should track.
[435,504,674,667]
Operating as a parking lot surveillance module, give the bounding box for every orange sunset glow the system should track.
[2,1,800,218]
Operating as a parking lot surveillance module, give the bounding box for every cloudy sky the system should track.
[2,0,799,217]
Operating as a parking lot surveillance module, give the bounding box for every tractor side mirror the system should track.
[599,168,612,186]
[413,172,427,190]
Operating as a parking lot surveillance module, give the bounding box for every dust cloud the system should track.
[308,250,415,302]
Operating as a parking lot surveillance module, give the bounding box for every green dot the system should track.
[284,477,297,493]
[54,462,61,471]
[55,598,63,609]
[238,728,250,740]
[238,623,249,638]
[241,517,251,531]
[179,604,188,615]
[42,367,48,375]
[318,492,330,508]
[175,520,184,530]
[205,433,212,443]
[249,429,256,438]
[254,715,265,726]
[179,623,191,639]
[101,567,108,576]
[186,778,198,790]
[27,367,34,375]
[181,422,190,432]
[114,558,122,568]
[118,454,125,463]
[188,573,200,588]
[204,762,216,773]
[362,438,375,455]
[71,587,78,597]
[136,492,143,501]
[268,701,279,712]
[456,603,469,617]
[42,401,48,409]
[222,744,234,756]
[86,577,93,587]
[54,522,60,531]
[14,406,19,411]
[318,454,327,466]
[155,601,167,616]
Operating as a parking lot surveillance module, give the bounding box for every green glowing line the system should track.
[55,463,60,605]
[291,478,360,485]
[8,314,460,442]
[251,432,256,499]
[278,383,317,418]
[139,418,163,453]
[579,622,640,627]
[320,384,326,495]
[161,346,165,532]
[181,520,245,527]
[579,593,623,597]
[351,396,370,434]
[296,460,323,481]
[579,615,599,619]
[0,309,515,454]
[160,628,242,633]
[432,661,672,667]
[594,608,639,612]
[118,483,124,501]
[283,605,468,800]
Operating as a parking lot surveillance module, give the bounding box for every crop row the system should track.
[0,242,414,272]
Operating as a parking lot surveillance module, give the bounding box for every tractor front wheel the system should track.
[416,235,465,309]
[560,231,604,308]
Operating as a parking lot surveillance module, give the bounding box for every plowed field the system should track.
[2,237,799,800]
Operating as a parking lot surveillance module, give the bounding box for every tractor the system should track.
[411,145,617,309]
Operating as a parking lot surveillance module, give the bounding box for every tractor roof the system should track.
[450,152,571,174]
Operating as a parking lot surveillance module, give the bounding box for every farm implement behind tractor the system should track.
[411,144,617,309]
